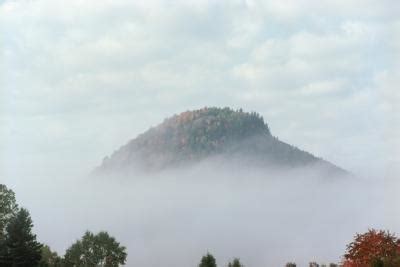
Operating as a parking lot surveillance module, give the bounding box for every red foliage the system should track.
[344,229,400,266]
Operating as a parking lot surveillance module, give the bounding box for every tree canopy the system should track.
[1,185,42,266]
[134,107,270,158]
[39,245,62,267]
[3,208,42,266]
[228,258,244,267]
[198,253,217,267]
[344,229,400,267]
[0,184,18,238]
[64,231,127,267]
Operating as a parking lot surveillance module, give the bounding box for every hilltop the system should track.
[96,107,346,175]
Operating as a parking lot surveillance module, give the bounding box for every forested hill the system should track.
[96,107,346,174]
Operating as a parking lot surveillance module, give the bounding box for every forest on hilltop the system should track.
[136,107,270,155]
[98,107,344,174]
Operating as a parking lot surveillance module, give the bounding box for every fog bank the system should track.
[4,160,398,267]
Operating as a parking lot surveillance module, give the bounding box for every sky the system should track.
[0,0,399,179]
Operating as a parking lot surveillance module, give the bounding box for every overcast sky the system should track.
[1,0,399,181]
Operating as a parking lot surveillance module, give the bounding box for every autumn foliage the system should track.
[343,229,400,267]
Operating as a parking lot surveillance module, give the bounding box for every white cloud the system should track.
[0,0,397,179]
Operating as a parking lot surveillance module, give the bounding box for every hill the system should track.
[95,107,346,175]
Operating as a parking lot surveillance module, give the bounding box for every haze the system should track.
[0,0,399,266]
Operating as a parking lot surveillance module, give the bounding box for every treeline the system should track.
[198,229,400,267]
[196,253,340,267]
[2,183,400,267]
[199,229,400,267]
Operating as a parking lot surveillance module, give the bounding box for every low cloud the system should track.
[7,161,393,267]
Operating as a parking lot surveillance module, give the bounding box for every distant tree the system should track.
[285,263,296,267]
[199,253,217,267]
[4,208,42,266]
[344,229,400,266]
[39,245,62,267]
[329,264,339,267]
[64,231,126,267]
[228,258,243,267]
[309,262,319,267]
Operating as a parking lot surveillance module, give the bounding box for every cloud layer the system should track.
[1,0,398,179]
[9,163,391,267]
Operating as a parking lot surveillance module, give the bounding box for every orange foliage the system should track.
[344,229,400,267]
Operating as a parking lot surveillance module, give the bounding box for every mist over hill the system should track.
[96,107,346,176]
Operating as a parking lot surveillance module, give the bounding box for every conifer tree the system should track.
[199,253,217,267]
[4,208,42,266]
[228,258,243,267]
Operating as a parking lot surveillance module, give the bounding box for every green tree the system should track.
[0,184,19,238]
[64,231,126,267]
[285,263,296,267]
[4,208,42,266]
[228,258,243,267]
[0,184,19,265]
[39,245,62,267]
[63,239,84,266]
[199,253,217,267]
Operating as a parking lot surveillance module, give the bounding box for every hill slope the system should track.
[96,107,346,175]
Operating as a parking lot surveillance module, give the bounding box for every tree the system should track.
[63,239,84,266]
[199,253,217,267]
[368,256,400,267]
[4,208,42,266]
[64,231,126,267]
[381,256,400,267]
[0,184,18,238]
[344,229,400,267]
[285,263,296,267]
[39,245,62,267]
[228,258,243,267]
[371,258,384,267]
[0,184,19,265]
